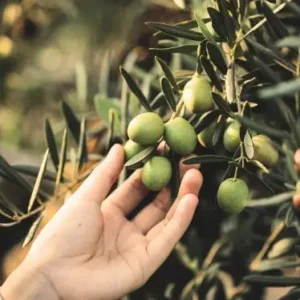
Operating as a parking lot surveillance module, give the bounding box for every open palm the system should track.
[24,145,202,300]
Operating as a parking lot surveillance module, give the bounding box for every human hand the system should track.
[2,145,202,300]
[293,149,300,209]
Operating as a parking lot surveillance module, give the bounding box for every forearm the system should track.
[1,261,60,300]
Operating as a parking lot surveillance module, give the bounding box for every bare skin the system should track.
[293,149,300,209]
[2,145,203,300]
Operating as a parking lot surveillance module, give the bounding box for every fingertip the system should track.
[294,149,300,165]
[177,193,199,216]
[183,168,203,187]
[293,194,300,211]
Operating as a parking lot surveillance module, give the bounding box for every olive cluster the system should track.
[124,74,279,214]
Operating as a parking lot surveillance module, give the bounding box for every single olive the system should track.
[182,75,214,114]
[127,112,164,146]
[142,156,172,191]
[198,122,217,148]
[124,140,146,161]
[252,135,279,168]
[223,121,241,152]
[217,178,249,215]
[164,117,197,155]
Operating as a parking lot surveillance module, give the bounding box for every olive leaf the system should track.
[243,130,254,160]
[45,119,59,171]
[235,115,290,139]
[150,45,198,54]
[120,67,152,112]
[258,78,300,100]
[94,94,121,128]
[246,191,295,208]
[200,56,222,91]
[194,11,216,45]
[194,110,220,134]
[207,7,227,41]
[22,214,44,248]
[160,77,177,112]
[276,36,300,48]
[55,129,68,191]
[0,190,23,215]
[27,149,49,212]
[211,92,234,118]
[170,151,181,199]
[183,155,235,164]
[125,144,157,169]
[76,118,87,172]
[212,115,226,146]
[62,101,81,144]
[261,2,289,39]
[156,57,179,91]
[206,42,227,75]
[146,22,204,41]
[225,63,236,104]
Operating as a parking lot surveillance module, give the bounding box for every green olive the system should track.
[252,135,279,168]
[296,181,300,193]
[142,156,172,191]
[127,112,164,146]
[182,75,214,114]
[223,121,241,152]
[124,140,146,161]
[198,122,217,148]
[217,178,249,215]
[164,117,197,155]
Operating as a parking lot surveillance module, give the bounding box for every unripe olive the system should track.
[217,178,249,215]
[198,122,217,148]
[252,135,279,168]
[164,117,197,155]
[127,112,164,146]
[124,140,146,161]
[142,156,172,191]
[223,121,241,152]
[182,75,214,114]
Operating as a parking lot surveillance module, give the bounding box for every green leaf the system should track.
[0,190,23,215]
[211,92,234,118]
[243,130,254,159]
[276,36,300,48]
[235,115,290,139]
[200,55,222,91]
[258,78,300,100]
[194,110,220,134]
[160,77,177,112]
[120,67,152,112]
[146,22,204,41]
[150,45,198,54]
[246,191,295,208]
[125,144,157,168]
[62,101,81,144]
[27,149,49,212]
[13,165,57,182]
[207,7,227,41]
[55,129,68,191]
[212,115,226,146]
[94,94,121,128]
[183,155,234,164]
[261,2,289,39]
[206,42,227,74]
[225,63,236,104]
[156,57,179,91]
[77,118,87,172]
[45,119,59,171]
[170,151,181,199]
[194,11,216,45]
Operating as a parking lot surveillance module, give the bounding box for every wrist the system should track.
[1,260,60,300]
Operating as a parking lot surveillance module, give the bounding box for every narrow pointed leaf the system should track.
[244,131,254,159]
[194,110,220,134]
[22,214,44,248]
[0,190,23,215]
[77,118,87,172]
[212,115,226,146]
[62,101,81,144]
[161,77,177,111]
[27,149,49,212]
[244,275,300,287]
[146,22,204,41]
[194,11,216,45]
[206,42,227,74]
[225,63,236,103]
[211,92,234,118]
[45,119,59,170]
[150,45,198,54]
[276,36,300,48]
[246,191,295,208]
[125,144,157,168]
[55,129,68,191]
[120,67,152,112]
[261,2,289,39]
[183,155,234,164]
[200,56,222,91]
[207,7,227,41]
[156,57,179,91]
